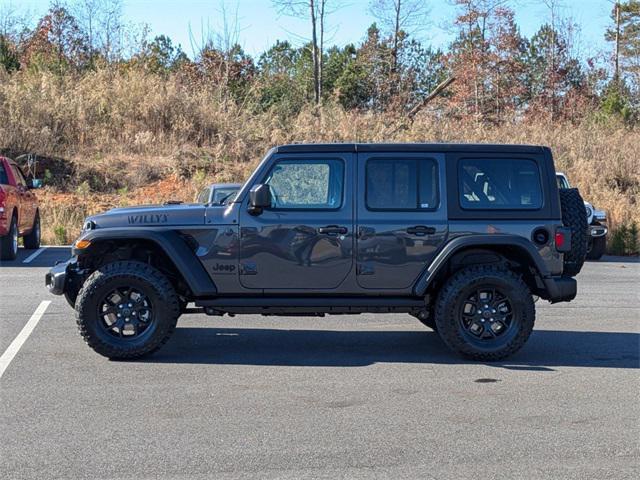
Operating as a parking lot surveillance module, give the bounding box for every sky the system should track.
[2,0,613,60]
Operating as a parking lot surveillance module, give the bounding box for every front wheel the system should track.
[75,261,180,359]
[0,215,18,261]
[435,265,535,361]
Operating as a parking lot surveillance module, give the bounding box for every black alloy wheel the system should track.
[459,287,516,348]
[98,287,155,340]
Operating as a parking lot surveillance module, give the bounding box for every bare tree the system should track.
[72,0,123,61]
[369,0,430,70]
[0,1,33,40]
[272,0,337,105]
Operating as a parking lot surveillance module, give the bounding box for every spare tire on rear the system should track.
[559,188,588,277]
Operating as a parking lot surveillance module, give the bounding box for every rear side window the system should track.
[366,158,438,210]
[459,158,543,210]
[0,163,8,185]
[10,165,27,186]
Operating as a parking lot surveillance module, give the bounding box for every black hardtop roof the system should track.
[274,143,546,154]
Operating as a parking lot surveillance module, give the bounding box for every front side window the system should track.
[264,159,344,209]
[459,158,543,210]
[366,158,438,210]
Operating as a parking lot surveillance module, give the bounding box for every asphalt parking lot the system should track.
[0,247,638,479]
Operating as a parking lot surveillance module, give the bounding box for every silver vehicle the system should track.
[556,173,607,260]
[195,183,241,206]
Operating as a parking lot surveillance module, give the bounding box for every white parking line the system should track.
[23,247,47,264]
[0,300,51,379]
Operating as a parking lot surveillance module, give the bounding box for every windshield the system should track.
[212,187,240,205]
[556,174,570,189]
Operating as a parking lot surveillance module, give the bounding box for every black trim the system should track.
[274,143,544,154]
[45,260,70,295]
[412,235,552,296]
[195,296,425,315]
[74,229,217,297]
[543,276,577,303]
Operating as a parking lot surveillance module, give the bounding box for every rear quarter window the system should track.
[459,158,543,210]
[0,163,8,185]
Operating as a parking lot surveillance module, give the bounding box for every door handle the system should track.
[406,225,436,236]
[318,225,348,235]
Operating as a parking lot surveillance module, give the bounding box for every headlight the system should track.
[82,220,96,231]
[584,205,593,218]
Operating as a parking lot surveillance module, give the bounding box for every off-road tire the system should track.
[559,188,588,276]
[75,260,180,359]
[23,211,41,250]
[435,265,535,361]
[0,214,18,261]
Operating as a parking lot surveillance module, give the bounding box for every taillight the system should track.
[555,227,572,253]
[0,186,5,218]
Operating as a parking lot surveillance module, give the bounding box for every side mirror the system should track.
[28,179,43,189]
[248,184,271,215]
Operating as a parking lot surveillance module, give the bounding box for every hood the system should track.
[86,203,207,229]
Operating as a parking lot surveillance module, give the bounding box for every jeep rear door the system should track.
[355,152,448,291]
[238,152,354,291]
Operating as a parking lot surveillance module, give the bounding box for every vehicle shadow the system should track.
[146,327,640,369]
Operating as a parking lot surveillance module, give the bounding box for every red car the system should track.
[0,156,41,260]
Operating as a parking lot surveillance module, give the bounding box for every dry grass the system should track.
[1,68,638,248]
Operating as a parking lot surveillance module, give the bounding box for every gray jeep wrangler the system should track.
[46,144,587,361]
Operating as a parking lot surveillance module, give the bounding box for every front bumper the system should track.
[45,260,71,295]
[543,276,577,303]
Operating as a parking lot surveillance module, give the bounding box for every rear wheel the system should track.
[23,211,41,250]
[435,265,535,361]
[0,215,18,261]
[586,235,606,260]
[75,261,180,359]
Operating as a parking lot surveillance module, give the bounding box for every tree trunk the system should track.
[614,1,620,87]
[318,0,325,102]
[309,0,320,105]
[392,0,401,72]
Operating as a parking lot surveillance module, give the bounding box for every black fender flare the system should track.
[74,228,217,297]
[412,235,552,297]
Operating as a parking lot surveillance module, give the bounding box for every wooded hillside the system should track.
[0,0,638,252]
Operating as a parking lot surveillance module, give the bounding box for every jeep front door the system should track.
[238,153,354,291]
[356,152,448,291]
